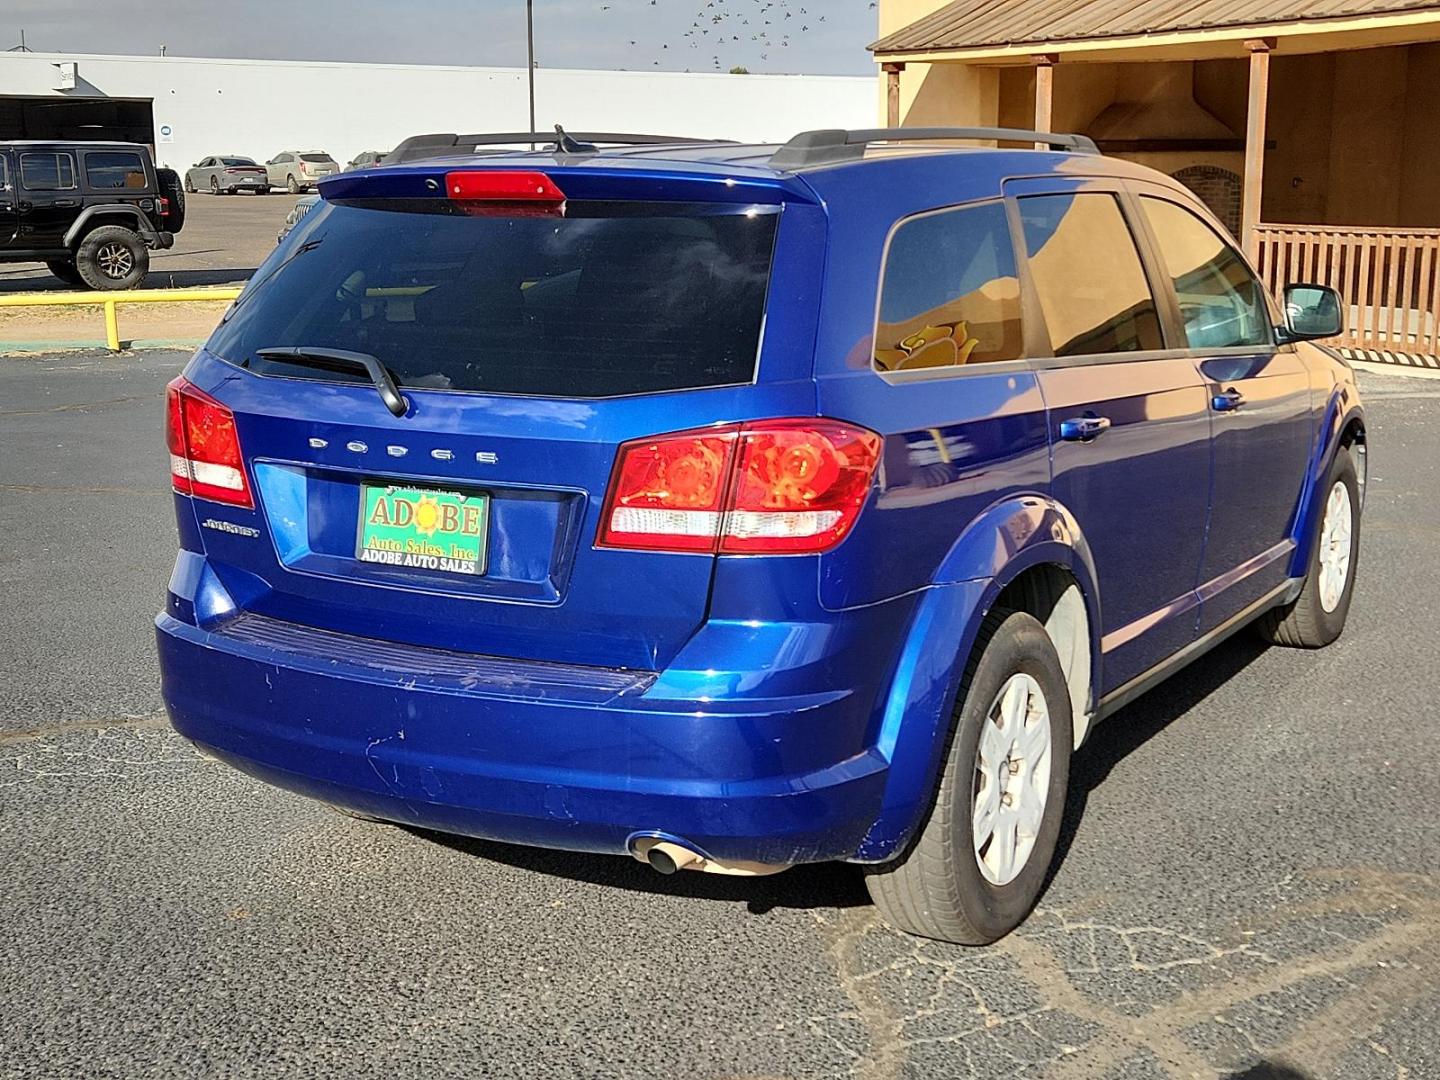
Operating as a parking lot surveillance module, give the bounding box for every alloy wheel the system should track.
[96,243,134,280]
[972,673,1052,886]
[1318,479,1354,613]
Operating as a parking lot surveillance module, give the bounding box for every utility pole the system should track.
[526,0,537,144]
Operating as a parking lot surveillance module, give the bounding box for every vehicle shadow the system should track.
[415,632,1273,918]
[1225,1063,1312,1079]
[412,827,872,914]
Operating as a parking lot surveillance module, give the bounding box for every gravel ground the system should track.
[2,351,1438,1080]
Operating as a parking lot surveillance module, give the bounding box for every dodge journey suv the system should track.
[157,126,1365,944]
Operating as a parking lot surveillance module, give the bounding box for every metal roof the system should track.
[872,0,1440,54]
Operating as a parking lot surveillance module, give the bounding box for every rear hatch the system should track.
[299,154,338,179]
[177,160,822,671]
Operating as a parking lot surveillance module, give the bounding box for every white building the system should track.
[0,51,875,173]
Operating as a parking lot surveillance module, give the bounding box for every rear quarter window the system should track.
[209,200,779,398]
[84,151,147,190]
[875,201,1025,372]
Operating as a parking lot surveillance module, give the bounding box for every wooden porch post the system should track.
[1032,54,1058,134]
[1242,39,1275,257]
[883,63,906,128]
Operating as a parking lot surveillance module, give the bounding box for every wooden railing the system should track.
[1252,223,1440,356]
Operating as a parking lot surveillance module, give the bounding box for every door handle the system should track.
[54,198,79,208]
[1212,388,1246,412]
[17,200,31,211]
[1059,415,1112,442]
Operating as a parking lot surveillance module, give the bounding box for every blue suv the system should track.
[157,126,1366,944]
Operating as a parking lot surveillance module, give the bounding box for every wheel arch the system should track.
[1289,380,1366,578]
[853,493,1103,863]
[63,206,155,250]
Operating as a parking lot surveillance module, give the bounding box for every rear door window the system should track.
[84,151,147,190]
[1019,193,1164,357]
[875,201,1025,372]
[209,201,778,398]
[19,153,77,191]
[1140,196,1273,349]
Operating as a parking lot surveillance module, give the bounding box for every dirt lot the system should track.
[0,189,305,294]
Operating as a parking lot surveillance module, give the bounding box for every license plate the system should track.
[357,484,489,576]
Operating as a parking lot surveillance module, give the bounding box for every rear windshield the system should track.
[208,200,778,398]
[300,154,335,163]
[222,157,256,166]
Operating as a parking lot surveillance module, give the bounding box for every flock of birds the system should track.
[594,0,878,72]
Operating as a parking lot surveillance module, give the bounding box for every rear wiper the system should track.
[255,347,409,418]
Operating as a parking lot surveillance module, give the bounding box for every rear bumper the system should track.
[156,611,891,866]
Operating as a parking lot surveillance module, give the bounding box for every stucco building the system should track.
[873,1,1440,364]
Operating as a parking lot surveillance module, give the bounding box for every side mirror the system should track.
[1281,284,1343,342]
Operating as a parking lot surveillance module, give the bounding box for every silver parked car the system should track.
[185,156,269,195]
[265,151,339,194]
[345,150,387,171]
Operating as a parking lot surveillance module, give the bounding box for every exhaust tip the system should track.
[644,841,704,875]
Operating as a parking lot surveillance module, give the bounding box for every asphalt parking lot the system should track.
[2,351,1439,1080]
[0,192,304,294]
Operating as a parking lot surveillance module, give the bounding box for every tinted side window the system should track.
[19,153,77,191]
[1019,193,1164,357]
[85,151,147,190]
[1141,196,1273,349]
[0,155,8,189]
[875,201,1025,372]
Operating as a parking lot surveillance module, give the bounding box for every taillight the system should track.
[166,377,253,508]
[597,419,881,555]
[157,196,171,217]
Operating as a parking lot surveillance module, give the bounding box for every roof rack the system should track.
[770,127,1100,169]
[388,129,731,164]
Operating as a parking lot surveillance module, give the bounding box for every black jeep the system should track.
[0,141,185,290]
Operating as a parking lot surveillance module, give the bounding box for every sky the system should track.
[3,0,882,75]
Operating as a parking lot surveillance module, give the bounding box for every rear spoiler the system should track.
[388,130,732,164]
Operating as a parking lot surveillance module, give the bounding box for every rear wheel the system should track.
[286,174,299,194]
[74,225,149,290]
[210,176,220,195]
[865,609,1073,944]
[45,260,83,286]
[1257,448,1361,648]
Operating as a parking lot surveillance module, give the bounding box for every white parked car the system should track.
[265,152,339,194]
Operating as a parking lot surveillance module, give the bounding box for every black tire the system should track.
[73,225,149,290]
[183,174,195,193]
[865,609,1073,945]
[286,174,299,194]
[45,260,83,286]
[156,168,186,232]
[210,176,221,195]
[1257,448,1361,648]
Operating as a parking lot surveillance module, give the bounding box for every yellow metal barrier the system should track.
[0,287,244,352]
